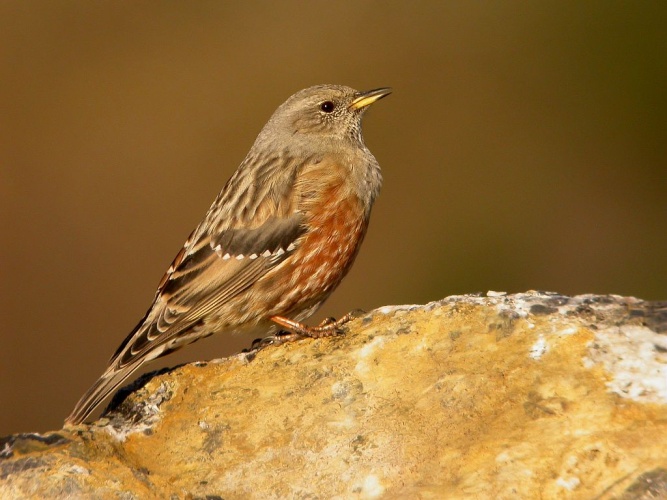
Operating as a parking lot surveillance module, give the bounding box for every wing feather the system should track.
[66,154,315,424]
[112,211,306,369]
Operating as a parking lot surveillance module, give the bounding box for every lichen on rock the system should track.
[2,292,666,498]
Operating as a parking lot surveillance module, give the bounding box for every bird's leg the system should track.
[270,310,363,339]
[247,310,365,354]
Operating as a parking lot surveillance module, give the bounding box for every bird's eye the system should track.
[320,101,335,113]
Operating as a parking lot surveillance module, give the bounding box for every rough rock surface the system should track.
[2,292,667,499]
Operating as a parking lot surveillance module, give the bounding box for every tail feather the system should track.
[65,361,142,425]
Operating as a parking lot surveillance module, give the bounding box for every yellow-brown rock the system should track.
[2,292,667,498]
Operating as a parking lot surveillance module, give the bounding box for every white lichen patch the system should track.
[555,475,581,490]
[64,464,90,476]
[376,304,421,315]
[327,414,357,430]
[102,381,172,441]
[412,336,429,352]
[586,325,667,403]
[558,326,579,335]
[354,336,387,376]
[360,474,385,498]
[529,335,549,360]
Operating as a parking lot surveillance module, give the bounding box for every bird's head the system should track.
[261,84,391,148]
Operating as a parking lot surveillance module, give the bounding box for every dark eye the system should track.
[320,101,335,113]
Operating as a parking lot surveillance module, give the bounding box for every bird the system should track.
[65,84,391,425]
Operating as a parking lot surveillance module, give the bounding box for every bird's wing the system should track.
[66,155,312,424]
[114,212,307,365]
[111,150,311,366]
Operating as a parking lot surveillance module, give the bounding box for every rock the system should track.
[2,292,667,499]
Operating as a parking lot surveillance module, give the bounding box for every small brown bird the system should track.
[66,84,391,425]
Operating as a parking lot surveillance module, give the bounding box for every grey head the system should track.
[256,84,392,151]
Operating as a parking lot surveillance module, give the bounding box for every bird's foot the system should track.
[245,310,365,356]
[245,328,308,357]
[270,309,364,339]
[247,333,291,351]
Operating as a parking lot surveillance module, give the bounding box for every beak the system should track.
[348,87,392,110]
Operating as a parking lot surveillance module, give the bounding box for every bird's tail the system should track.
[64,359,143,426]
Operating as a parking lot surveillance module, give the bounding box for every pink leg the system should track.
[270,311,359,339]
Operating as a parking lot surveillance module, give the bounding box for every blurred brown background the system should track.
[2,2,665,435]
